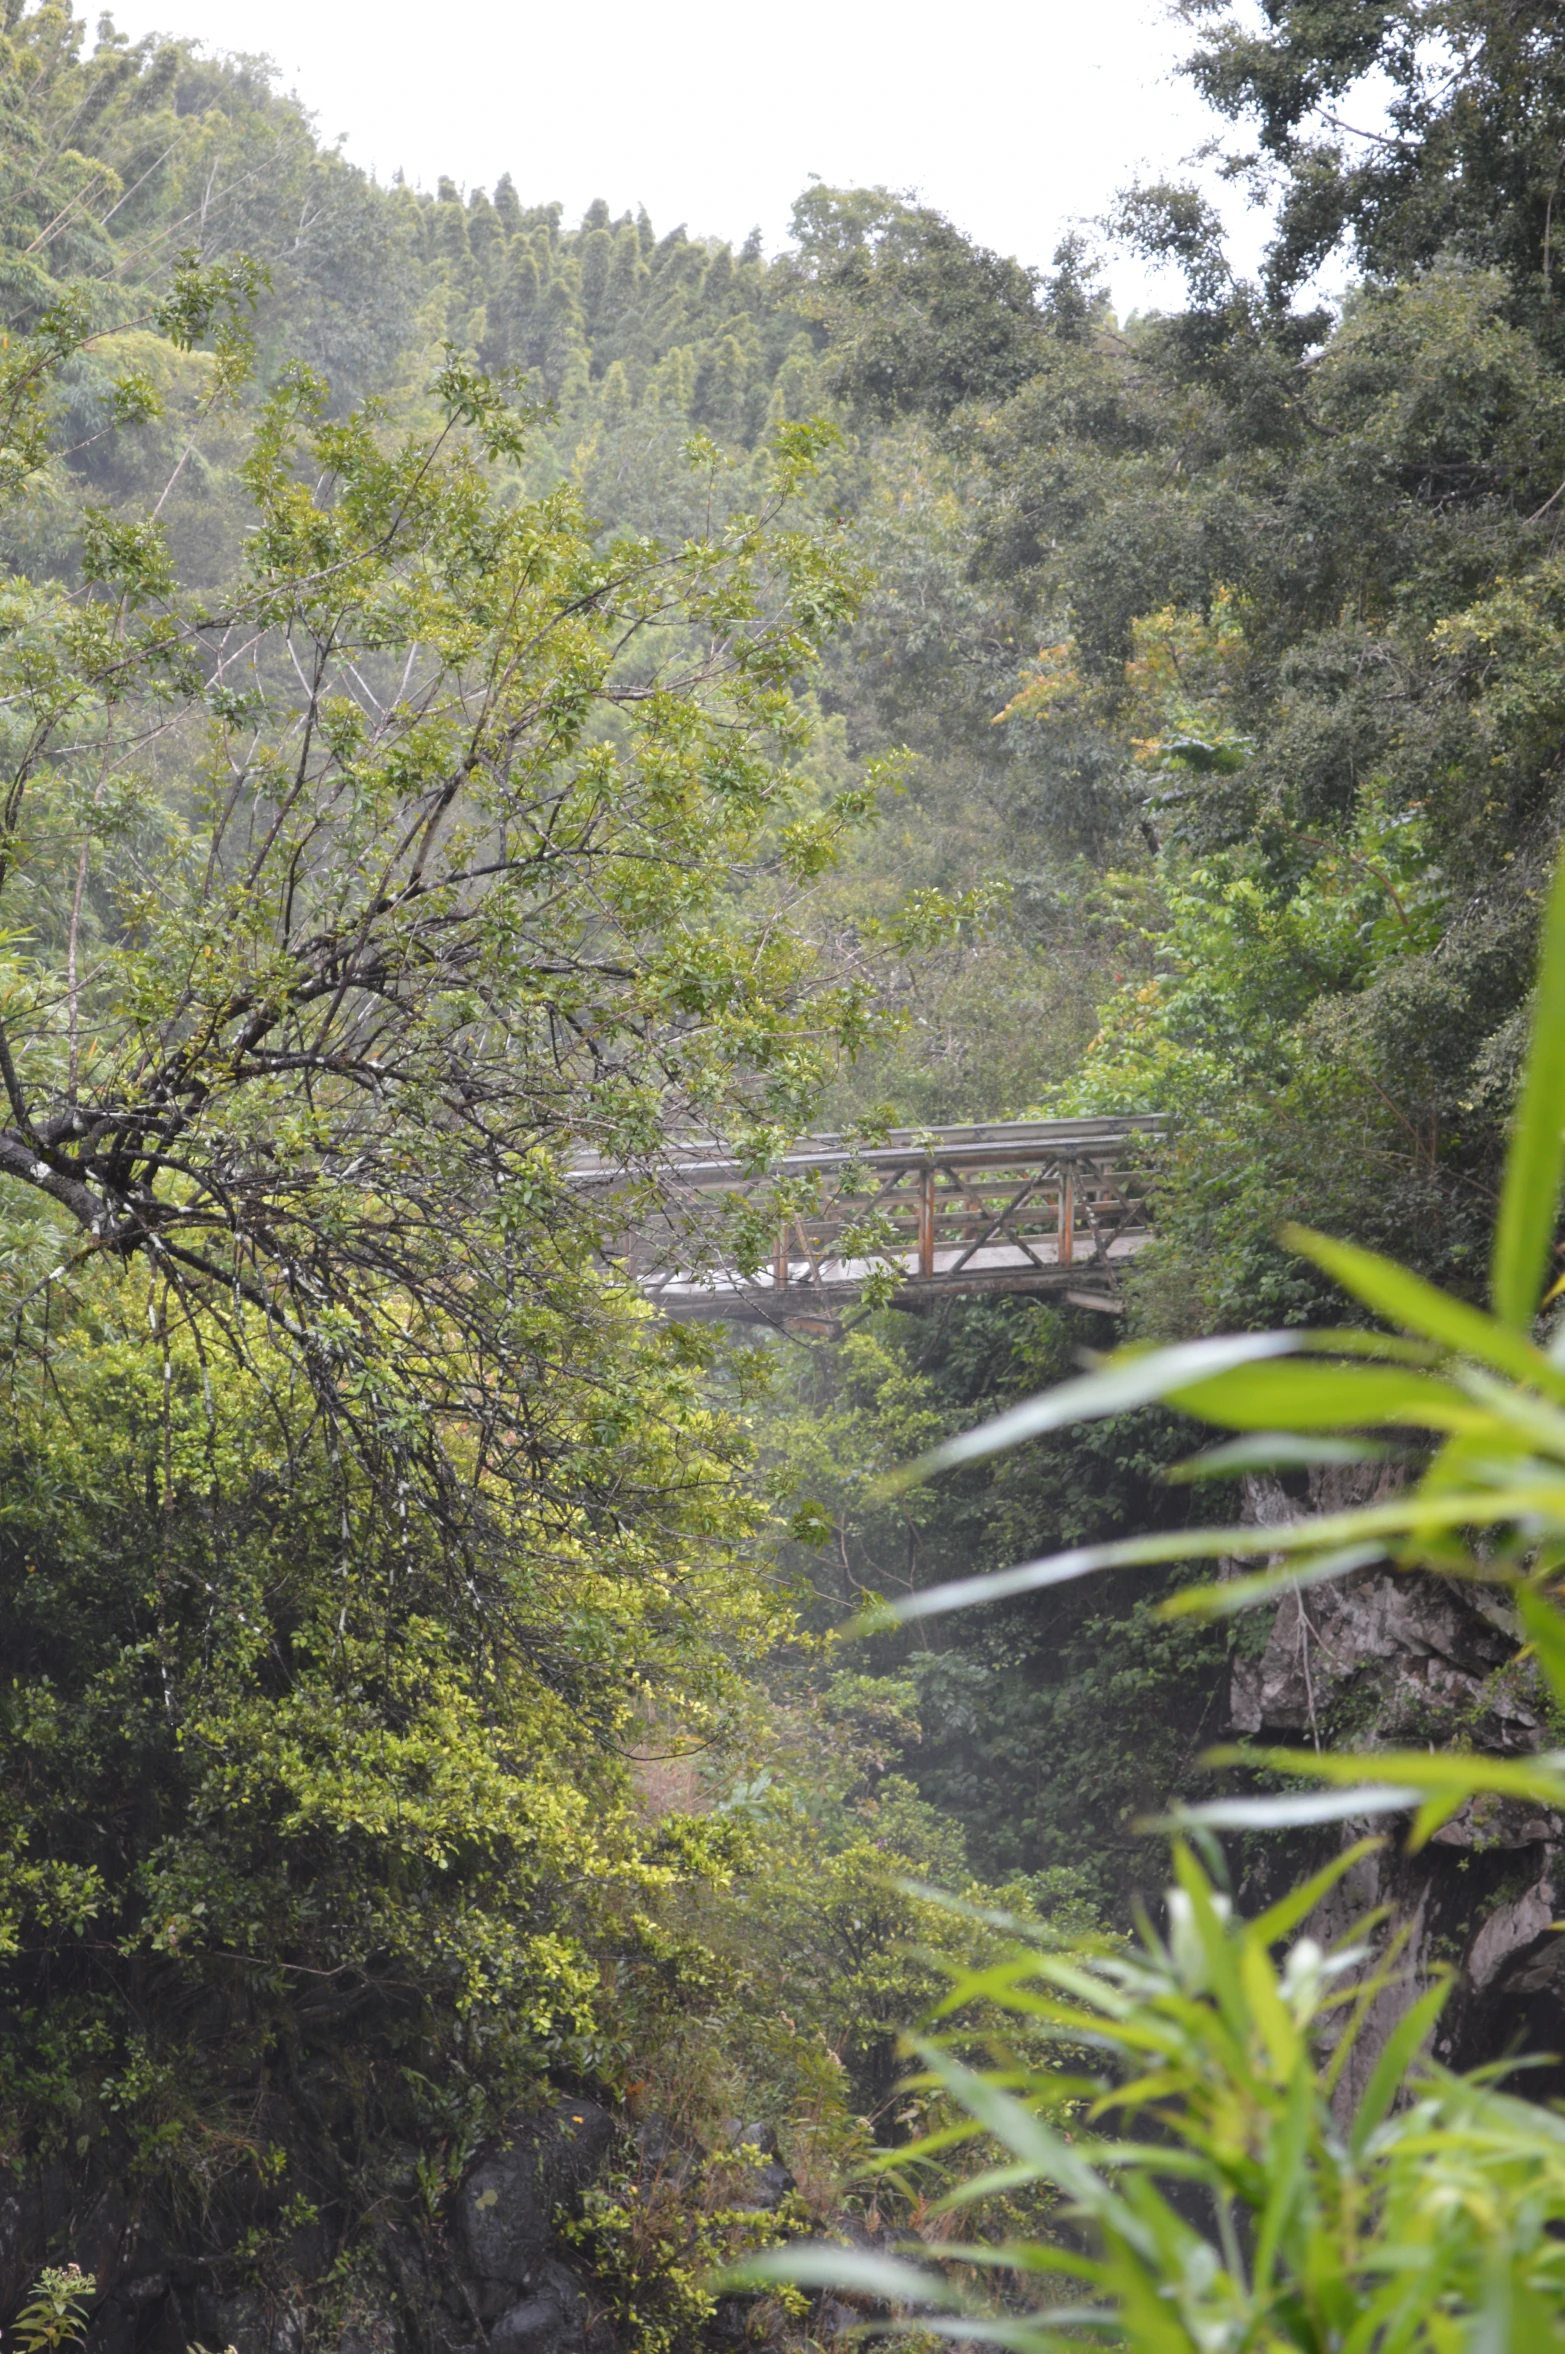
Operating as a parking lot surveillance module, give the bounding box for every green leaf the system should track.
[1350,1976,1452,2159]
[873,1331,1302,1492]
[1165,1432,1390,1483]
[912,2038,1118,2214]
[723,2246,968,2307]
[898,2320,1108,2353]
[1171,1841,1247,2039]
[1148,1788,1421,1833]
[1286,1224,1565,1394]
[1207,1744,1565,1824]
[1492,847,1565,1328]
[1246,1835,1386,1948]
[1159,1541,1388,1621]
[1252,2059,1313,2295]
[868,1475,1565,1630]
[1166,1359,1482,1433]
[1516,1583,1565,1714]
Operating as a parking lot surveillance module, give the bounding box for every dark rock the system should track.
[489,2260,608,2354]
[459,2098,615,2291]
[715,2124,795,2214]
[71,2185,132,2302]
[1226,1470,1521,1743]
[631,2117,699,2195]
[1224,1471,1565,2121]
[1230,1565,1516,1738]
[727,2159,794,2214]
[0,2087,621,2354]
[186,2290,304,2354]
[491,2296,561,2351]
[1430,1794,1563,1850]
[1467,1862,1559,1990]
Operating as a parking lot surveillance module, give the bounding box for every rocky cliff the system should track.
[1230,1470,1563,2106]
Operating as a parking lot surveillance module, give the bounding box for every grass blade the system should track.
[1146,1787,1421,1833]
[873,1332,1301,1493]
[722,2246,970,2306]
[1166,1359,1483,1432]
[1350,1977,1452,2158]
[1492,846,1565,1328]
[1286,1224,1565,1393]
[1516,1583,1565,1713]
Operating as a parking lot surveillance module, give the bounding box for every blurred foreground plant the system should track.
[736,830,1565,2343]
[744,1836,1565,2347]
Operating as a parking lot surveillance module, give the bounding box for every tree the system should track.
[791,186,1046,422]
[0,303,881,1554]
[1180,0,1565,314]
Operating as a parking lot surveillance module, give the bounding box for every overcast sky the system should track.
[107,0,1269,311]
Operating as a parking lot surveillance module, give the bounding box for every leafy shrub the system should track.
[741,823,1565,2342]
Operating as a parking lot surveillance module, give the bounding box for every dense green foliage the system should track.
[0,0,916,2303]
[0,16,1124,2331]
[749,647,1565,2354]
[6,0,1565,2343]
[755,1842,1565,2348]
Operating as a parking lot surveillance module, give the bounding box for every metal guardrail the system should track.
[580,1115,1166,1325]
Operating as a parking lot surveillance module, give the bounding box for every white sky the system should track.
[107,0,1270,312]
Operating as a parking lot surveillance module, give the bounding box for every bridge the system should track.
[583,1115,1165,1327]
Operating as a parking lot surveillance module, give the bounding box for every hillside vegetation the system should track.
[3,3,1565,2350]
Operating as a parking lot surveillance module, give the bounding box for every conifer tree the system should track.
[481,239,536,369]
[492,170,522,237]
[539,265,589,396]
[579,223,613,323]
[465,184,501,265]
[604,219,647,317]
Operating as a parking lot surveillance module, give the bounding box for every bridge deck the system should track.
[593,1115,1165,1326]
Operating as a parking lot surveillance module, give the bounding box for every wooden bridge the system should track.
[581,1116,1165,1326]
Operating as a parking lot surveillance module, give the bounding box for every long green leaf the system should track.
[1286,1224,1565,1393]
[1207,1743,1565,1809]
[874,1331,1301,1492]
[915,2241,1103,2283]
[1246,1835,1386,1948]
[1172,1840,1247,2041]
[1159,1541,1387,1620]
[1350,1977,1452,2159]
[1253,2060,1314,2298]
[897,2318,1109,2352]
[911,2038,1116,2213]
[723,2246,969,2306]
[1165,1433,1389,1483]
[1492,846,1565,1328]
[872,1475,1565,1628]
[1517,1582,1565,1713]
[1148,1787,1421,1833]
[1167,1359,1483,1432]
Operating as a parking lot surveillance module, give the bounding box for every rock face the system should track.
[713,2125,796,2215]
[482,2257,606,2354]
[459,2098,616,2304]
[452,2097,618,2351]
[1,2093,829,2354]
[1228,1471,1531,1745]
[1,2092,623,2354]
[1227,1470,1565,2106]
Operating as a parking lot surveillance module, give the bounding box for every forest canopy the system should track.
[5,2,1565,2350]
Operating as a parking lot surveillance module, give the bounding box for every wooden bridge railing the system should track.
[579,1115,1166,1325]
